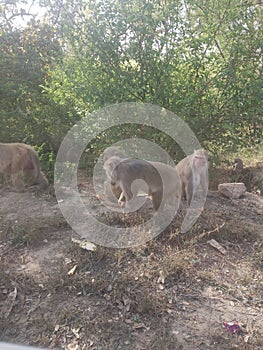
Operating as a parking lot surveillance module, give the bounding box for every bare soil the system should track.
[0,169,262,350]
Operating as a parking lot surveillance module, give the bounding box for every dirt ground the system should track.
[0,168,262,349]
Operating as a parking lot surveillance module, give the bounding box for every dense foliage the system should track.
[0,0,262,162]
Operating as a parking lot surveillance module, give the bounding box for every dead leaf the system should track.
[123,296,131,311]
[244,335,250,343]
[133,322,149,330]
[1,287,17,318]
[68,265,77,275]
[67,338,79,350]
[72,327,81,339]
[157,270,165,284]
[207,239,227,255]
[71,237,96,251]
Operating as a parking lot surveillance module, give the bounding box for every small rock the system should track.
[218,182,246,199]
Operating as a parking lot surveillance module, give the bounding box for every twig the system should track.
[192,222,226,242]
[206,222,226,236]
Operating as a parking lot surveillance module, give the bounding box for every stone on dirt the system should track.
[218,182,246,199]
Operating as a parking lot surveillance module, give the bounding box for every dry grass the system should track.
[0,158,262,349]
